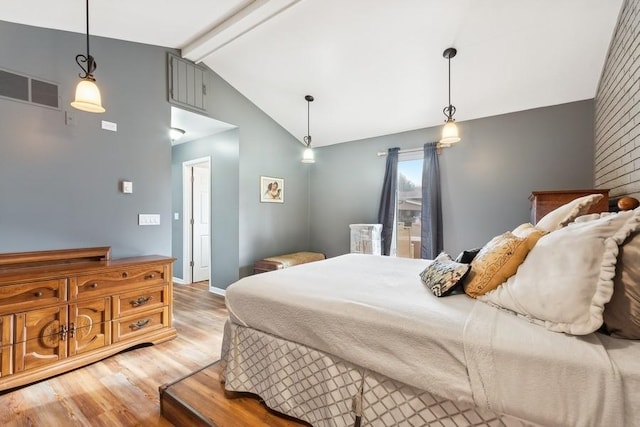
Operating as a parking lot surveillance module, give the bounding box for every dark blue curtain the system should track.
[421,142,443,259]
[378,147,399,256]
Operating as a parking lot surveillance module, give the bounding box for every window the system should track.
[395,156,422,259]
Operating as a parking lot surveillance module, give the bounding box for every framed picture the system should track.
[260,176,284,203]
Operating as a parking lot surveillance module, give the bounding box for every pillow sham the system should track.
[464,229,543,298]
[535,193,603,232]
[603,230,640,339]
[419,252,470,297]
[480,210,640,335]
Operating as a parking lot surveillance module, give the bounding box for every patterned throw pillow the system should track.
[419,252,470,297]
[464,230,544,298]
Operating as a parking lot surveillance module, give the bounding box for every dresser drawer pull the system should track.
[121,272,129,278]
[130,319,151,330]
[131,296,153,307]
[60,324,68,341]
[90,283,98,289]
[34,291,43,297]
[144,274,155,280]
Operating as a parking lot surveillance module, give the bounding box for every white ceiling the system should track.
[170,107,236,145]
[2,0,624,147]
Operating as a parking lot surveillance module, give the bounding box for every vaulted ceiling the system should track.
[2,0,624,146]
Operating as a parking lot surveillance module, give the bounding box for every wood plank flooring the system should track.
[0,281,227,427]
[160,361,310,427]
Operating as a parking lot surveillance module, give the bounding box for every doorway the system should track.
[182,157,211,284]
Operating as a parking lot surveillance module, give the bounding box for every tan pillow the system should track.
[535,194,604,232]
[465,229,543,298]
[512,222,545,238]
[604,231,640,339]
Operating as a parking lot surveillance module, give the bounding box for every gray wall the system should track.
[0,20,173,258]
[595,0,640,199]
[202,71,312,279]
[171,129,240,288]
[310,100,595,258]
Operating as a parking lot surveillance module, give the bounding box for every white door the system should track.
[192,164,210,282]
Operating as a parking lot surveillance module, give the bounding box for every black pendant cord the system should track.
[442,47,457,121]
[448,54,451,110]
[304,95,314,146]
[76,0,97,80]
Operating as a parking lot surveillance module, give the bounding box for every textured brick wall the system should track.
[595,0,640,199]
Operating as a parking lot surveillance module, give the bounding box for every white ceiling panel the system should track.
[1,0,624,146]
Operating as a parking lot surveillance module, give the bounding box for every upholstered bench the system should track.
[253,251,326,274]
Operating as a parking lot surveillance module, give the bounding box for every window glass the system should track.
[396,158,422,259]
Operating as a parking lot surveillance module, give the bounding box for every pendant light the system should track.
[440,47,460,145]
[302,95,315,164]
[70,0,105,113]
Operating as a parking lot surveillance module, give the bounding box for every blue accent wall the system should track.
[0,20,173,258]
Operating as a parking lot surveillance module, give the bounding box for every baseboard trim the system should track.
[209,286,226,297]
[173,277,186,285]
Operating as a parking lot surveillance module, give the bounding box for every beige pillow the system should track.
[480,210,640,335]
[465,229,543,298]
[535,194,604,232]
[603,230,640,339]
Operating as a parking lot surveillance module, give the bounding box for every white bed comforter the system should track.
[225,254,640,426]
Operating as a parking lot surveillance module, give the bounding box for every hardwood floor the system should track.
[160,361,310,427]
[0,281,226,427]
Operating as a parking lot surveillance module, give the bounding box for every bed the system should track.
[220,196,640,427]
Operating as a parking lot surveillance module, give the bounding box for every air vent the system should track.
[31,79,59,108]
[0,70,29,101]
[0,68,59,109]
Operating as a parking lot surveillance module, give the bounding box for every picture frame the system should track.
[260,176,284,203]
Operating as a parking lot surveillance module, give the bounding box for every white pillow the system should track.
[479,209,640,335]
[535,193,603,232]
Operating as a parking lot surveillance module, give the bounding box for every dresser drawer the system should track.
[113,285,168,319]
[0,279,67,314]
[113,306,168,343]
[72,265,168,299]
[0,345,12,377]
[0,315,12,346]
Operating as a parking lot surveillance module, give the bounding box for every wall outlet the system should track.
[138,214,160,225]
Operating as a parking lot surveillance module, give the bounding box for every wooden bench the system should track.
[253,252,326,274]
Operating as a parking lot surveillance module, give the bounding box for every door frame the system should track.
[182,156,211,285]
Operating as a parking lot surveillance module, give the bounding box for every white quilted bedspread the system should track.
[225,254,640,426]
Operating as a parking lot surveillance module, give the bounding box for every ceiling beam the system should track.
[181,0,302,63]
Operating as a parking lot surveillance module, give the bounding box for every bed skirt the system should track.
[221,322,538,427]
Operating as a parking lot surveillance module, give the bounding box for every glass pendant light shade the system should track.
[71,79,105,113]
[440,118,460,145]
[302,147,315,163]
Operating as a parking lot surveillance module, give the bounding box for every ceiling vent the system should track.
[0,68,59,109]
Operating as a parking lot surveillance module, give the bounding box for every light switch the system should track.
[121,181,133,194]
[101,120,117,132]
[174,212,180,220]
[139,214,160,226]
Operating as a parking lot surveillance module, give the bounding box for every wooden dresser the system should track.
[529,189,610,224]
[0,246,177,391]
